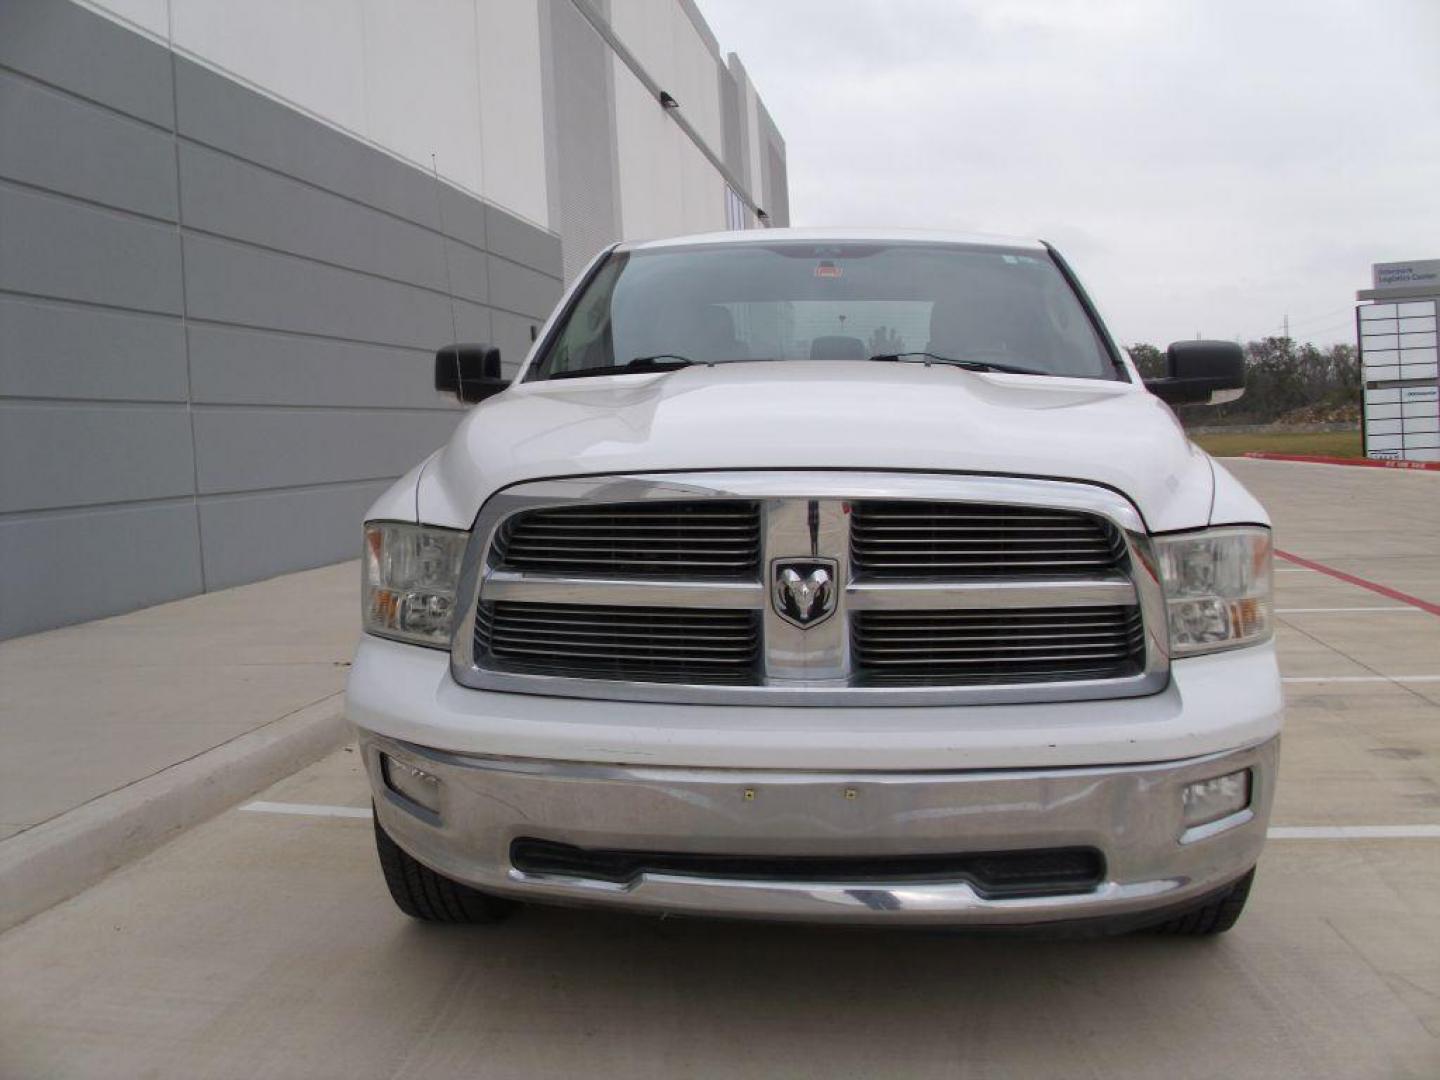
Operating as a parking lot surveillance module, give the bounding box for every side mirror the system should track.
[434,343,507,403]
[1145,340,1246,406]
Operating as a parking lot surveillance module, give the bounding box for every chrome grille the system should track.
[476,601,761,683]
[853,606,1145,685]
[851,501,1125,577]
[457,473,1166,705]
[495,501,761,579]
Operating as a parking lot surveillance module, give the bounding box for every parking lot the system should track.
[2,458,1437,1079]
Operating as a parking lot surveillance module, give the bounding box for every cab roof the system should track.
[619,226,1048,254]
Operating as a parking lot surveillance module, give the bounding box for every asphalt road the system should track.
[3,459,1438,1079]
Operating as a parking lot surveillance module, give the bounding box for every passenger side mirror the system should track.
[1145,340,1246,406]
[434,344,507,403]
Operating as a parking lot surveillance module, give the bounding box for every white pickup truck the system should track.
[348,228,1280,935]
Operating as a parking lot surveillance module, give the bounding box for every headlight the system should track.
[1155,526,1272,656]
[363,521,468,648]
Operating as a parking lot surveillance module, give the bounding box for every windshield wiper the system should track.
[547,355,706,380]
[868,352,1043,377]
[547,355,788,380]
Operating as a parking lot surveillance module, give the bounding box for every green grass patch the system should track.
[1191,429,1364,459]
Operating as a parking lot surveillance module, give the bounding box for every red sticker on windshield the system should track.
[815,261,842,278]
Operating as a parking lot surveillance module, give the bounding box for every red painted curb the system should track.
[1275,550,1440,617]
[1242,452,1440,471]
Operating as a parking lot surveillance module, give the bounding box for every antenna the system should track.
[431,153,461,393]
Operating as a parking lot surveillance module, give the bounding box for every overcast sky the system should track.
[698,0,1440,348]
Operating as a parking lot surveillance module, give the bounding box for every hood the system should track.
[416,361,1212,532]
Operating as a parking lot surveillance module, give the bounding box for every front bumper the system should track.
[362,732,1277,927]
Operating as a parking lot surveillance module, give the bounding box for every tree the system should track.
[1127,343,1166,380]
[1126,337,1360,425]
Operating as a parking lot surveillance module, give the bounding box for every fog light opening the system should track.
[1182,769,1251,829]
[381,753,441,815]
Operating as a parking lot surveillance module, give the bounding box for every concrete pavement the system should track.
[0,561,359,929]
[2,458,1438,1077]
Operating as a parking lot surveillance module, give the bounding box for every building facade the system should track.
[1356,260,1440,464]
[0,0,788,638]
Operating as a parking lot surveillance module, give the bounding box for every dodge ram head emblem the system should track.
[772,559,838,628]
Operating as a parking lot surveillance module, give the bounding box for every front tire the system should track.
[373,810,516,923]
[1150,867,1255,936]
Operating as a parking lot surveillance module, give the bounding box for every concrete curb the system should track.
[0,693,349,934]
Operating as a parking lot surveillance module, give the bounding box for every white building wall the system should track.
[474,0,549,228]
[84,0,551,229]
[83,0,779,251]
[613,53,684,241]
[610,0,723,152]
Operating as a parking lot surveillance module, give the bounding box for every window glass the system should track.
[533,242,1115,380]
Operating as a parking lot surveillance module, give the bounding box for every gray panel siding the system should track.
[0,297,186,401]
[0,402,195,514]
[487,256,563,321]
[181,234,484,352]
[0,0,174,127]
[485,204,563,277]
[0,68,179,220]
[0,1,562,638]
[177,144,487,304]
[0,183,183,314]
[187,325,454,411]
[198,481,390,591]
[490,310,539,377]
[191,408,463,496]
[0,502,203,640]
[173,58,489,252]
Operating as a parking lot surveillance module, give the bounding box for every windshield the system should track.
[528,241,1119,381]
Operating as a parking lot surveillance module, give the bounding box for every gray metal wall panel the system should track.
[172,58,489,251]
[177,144,487,304]
[548,0,619,281]
[0,402,195,513]
[190,407,462,496]
[198,481,389,591]
[0,0,174,128]
[487,256,563,321]
[484,205,563,278]
[187,325,454,411]
[0,0,615,639]
[490,310,538,377]
[0,503,203,639]
[0,297,186,401]
[0,69,178,221]
[180,234,485,351]
[0,184,183,314]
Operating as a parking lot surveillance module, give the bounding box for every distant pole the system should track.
[1283,314,1290,339]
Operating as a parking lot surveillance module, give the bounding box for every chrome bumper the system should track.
[361,732,1277,927]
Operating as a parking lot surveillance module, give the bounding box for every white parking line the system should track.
[1267,825,1440,840]
[1277,607,1423,614]
[242,801,373,819]
[1275,567,1317,573]
[1283,675,1440,684]
[238,802,1440,840]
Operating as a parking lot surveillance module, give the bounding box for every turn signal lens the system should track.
[1155,527,1273,656]
[362,521,468,648]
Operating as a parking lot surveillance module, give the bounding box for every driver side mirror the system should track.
[1145,340,1246,406]
[434,343,507,404]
